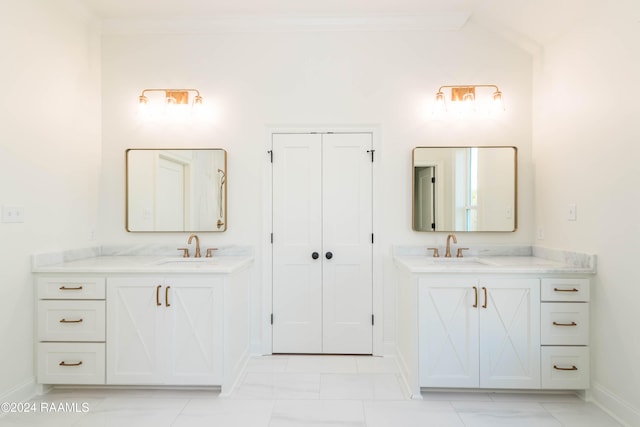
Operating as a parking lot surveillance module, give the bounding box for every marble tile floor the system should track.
[0,355,623,427]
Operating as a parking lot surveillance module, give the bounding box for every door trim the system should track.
[262,125,383,356]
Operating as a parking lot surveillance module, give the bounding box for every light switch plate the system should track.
[2,205,25,223]
[568,204,577,221]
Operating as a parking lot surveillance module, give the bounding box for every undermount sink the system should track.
[423,257,499,266]
[154,258,217,266]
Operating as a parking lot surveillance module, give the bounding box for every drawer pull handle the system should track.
[553,321,577,327]
[156,285,162,306]
[59,318,84,324]
[553,364,578,371]
[59,285,83,291]
[472,286,478,308]
[553,287,579,292]
[165,286,171,307]
[59,361,83,367]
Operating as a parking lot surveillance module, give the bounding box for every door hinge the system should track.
[431,176,435,183]
[366,149,375,162]
[270,233,273,244]
[431,223,436,230]
[371,233,374,244]
[372,314,375,325]
[270,313,273,325]
[267,150,273,163]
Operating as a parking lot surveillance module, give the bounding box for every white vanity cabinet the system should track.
[419,277,540,389]
[540,278,590,389]
[106,276,223,385]
[36,277,106,385]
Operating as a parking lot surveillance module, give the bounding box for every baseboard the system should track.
[590,382,640,427]
[0,378,37,416]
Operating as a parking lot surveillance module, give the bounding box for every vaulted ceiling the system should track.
[79,0,602,50]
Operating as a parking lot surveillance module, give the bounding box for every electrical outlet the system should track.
[567,204,577,221]
[2,205,24,223]
[536,226,545,240]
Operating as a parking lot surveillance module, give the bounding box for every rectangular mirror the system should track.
[126,148,227,232]
[413,146,516,232]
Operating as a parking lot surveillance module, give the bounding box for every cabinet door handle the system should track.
[59,318,83,323]
[325,252,333,260]
[553,321,577,327]
[553,364,578,371]
[482,287,488,308]
[156,285,162,306]
[59,285,83,291]
[553,287,579,292]
[472,286,478,308]
[165,286,171,307]
[312,252,319,260]
[59,361,83,367]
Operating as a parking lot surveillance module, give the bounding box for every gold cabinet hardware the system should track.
[165,286,171,307]
[472,286,478,308]
[482,287,488,308]
[59,318,83,324]
[553,287,579,292]
[553,364,578,371]
[427,247,440,257]
[177,248,190,257]
[59,285,83,291]
[456,248,469,258]
[206,248,218,257]
[553,321,577,326]
[156,285,162,306]
[59,361,83,367]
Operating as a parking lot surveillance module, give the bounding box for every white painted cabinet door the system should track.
[479,278,540,389]
[107,277,164,384]
[322,133,373,354]
[165,278,223,385]
[419,278,479,387]
[272,133,323,353]
[272,132,373,354]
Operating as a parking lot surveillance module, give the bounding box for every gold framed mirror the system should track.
[413,146,517,232]
[126,148,227,232]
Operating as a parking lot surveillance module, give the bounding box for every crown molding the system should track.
[101,13,471,35]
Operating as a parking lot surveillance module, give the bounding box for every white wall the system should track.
[0,0,101,400]
[532,1,640,424]
[99,21,533,353]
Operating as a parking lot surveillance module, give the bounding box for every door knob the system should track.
[325,252,333,259]
[312,252,319,259]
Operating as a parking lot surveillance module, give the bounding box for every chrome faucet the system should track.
[445,233,457,258]
[187,234,201,258]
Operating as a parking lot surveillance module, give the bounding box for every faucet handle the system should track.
[456,248,470,258]
[177,248,190,258]
[205,248,218,258]
[427,247,440,258]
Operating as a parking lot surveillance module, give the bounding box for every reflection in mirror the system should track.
[413,146,516,232]
[126,149,227,232]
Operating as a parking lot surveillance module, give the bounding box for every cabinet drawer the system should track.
[541,346,589,389]
[38,300,105,342]
[38,277,105,300]
[541,278,589,302]
[37,343,105,384]
[541,303,589,345]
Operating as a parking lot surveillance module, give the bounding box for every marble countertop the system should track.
[32,255,253,274]
[32,245,254,274]
[393,245,596,274]
[393,255,594,274]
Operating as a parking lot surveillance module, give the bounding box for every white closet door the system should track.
[322,133,373,354]
[272,133,323,353]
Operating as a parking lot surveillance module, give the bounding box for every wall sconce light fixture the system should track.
[434,85,504,114]
[138,88,203,107]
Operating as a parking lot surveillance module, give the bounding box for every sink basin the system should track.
[154,258,217,266]
[422,257,499,266]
